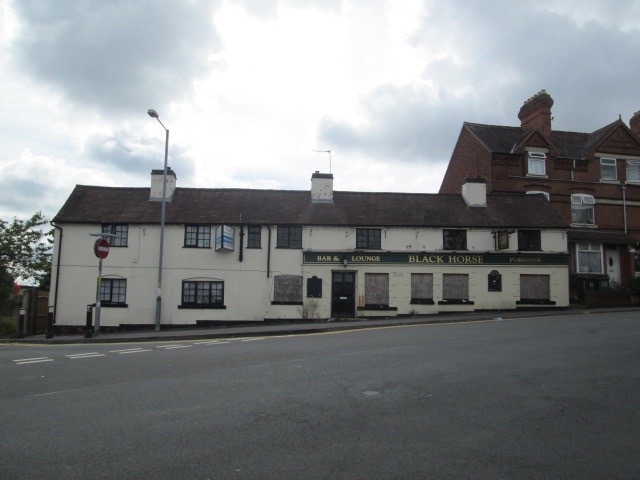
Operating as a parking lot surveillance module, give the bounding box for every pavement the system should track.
[4,305,639,345]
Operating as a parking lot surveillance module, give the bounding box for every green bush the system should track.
[0,316,17,338]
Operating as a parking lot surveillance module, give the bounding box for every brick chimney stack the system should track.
[518,90,554,137]
[630,111,640,142]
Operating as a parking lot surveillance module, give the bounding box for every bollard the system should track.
[84,304,94,338]
[46,306,54,339]
[17,308,25,339]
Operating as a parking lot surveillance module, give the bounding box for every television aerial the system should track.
[312,149,332,173]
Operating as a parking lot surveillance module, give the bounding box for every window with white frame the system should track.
[576,243,602,273]
[527,152,546,176]
[600,158,617,181]
[571,194,595,225]
[627,161,640,183]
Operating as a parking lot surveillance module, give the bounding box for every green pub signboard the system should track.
[303,251,568,266]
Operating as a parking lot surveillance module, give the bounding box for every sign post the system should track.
[92,238,110,335]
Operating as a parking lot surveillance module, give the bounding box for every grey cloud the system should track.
[84,131,196,182]
[0,178,65,220]
[235,0,344,18]
[320,1,640,164]
[12,0,221,114]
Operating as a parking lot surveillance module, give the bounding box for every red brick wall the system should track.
[439,126,492,194]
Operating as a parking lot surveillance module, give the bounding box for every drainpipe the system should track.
[267,226,272,278]
[622,183,628,234]
[51,221,63,325]
[238,225,244,262]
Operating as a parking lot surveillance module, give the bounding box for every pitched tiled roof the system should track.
[53,185,568,229]
[464,120,627,159]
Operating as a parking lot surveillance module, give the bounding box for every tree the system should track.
[0,212,53,305]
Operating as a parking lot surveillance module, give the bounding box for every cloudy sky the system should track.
[1,0,639,221]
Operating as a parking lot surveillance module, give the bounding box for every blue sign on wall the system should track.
[215,225,235,251]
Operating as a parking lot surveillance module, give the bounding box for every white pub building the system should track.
[50,170,569,330]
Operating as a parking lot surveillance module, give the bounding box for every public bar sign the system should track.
[303,251,568,266]
[215,225,235,251]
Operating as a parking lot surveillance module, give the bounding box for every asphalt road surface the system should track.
[1,311,639,479]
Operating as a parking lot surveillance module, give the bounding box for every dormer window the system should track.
[600,158,617,181]
[527,152,546,176]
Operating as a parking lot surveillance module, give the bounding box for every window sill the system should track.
[183,246,212,249]
[526,174,548,178]
[516,299,556,305]
[410,299,435,305]
[100,303,128,308]
[570,224,597,228]
[438,299,474,305]
[357,305,397,311]
[179,305,226,309]
[271,301,303,305]
[600,179,619,184]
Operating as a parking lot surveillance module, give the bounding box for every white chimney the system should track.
[311,171,334,203]
[461,177,487,207]
[150,168,177,202]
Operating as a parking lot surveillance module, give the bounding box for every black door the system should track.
[331,271,356,317]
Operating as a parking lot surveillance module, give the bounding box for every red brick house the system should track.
[440,90,640,302]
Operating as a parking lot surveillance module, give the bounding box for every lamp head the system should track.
[147,109,159,118]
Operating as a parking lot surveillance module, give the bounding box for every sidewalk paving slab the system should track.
[3,306,639,345]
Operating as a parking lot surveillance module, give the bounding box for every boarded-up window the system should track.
[411,273,433,304]
[365,273,389,306]
[273,275,303,303]
[520,275,549,301]
[443,274,469,301]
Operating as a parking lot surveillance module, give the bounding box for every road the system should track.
[1,311,639,479]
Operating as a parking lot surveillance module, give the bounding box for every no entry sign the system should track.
[94,238,110,259]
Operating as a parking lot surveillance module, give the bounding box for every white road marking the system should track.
[193,340,230,345]
[65,353,106,359]
[156,344,193,350]
[14,358,54,365]
[117,348,152,354]
[110,348,146,353]
[240,337,265,342]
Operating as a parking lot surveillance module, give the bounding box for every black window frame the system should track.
[102,224,128,247]
[247,226,262,249]
[184,225,211,248]
[356,228,382,249]
[277,226,302,249]
[99,278,127,306]
[181,280,224,307]
[443,229,467,250]
[517,230,542,251]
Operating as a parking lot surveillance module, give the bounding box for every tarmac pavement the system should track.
[5,306,639,345]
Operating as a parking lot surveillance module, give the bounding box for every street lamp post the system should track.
[148,109,169,332]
